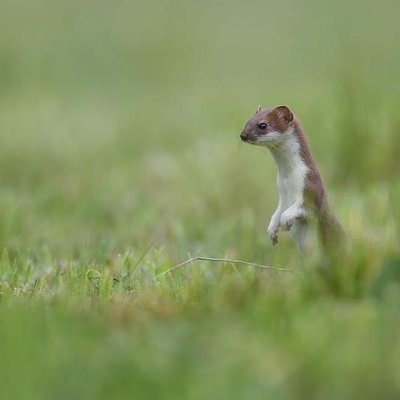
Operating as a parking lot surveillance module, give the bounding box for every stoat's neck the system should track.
[269,134,307,179]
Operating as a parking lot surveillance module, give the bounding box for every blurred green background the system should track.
[0,0,400,399]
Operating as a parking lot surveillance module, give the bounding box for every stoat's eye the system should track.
[258,123,267,130]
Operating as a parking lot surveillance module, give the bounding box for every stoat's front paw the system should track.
[270,232,278,246]
[267,224,279,245]
[280,208,306,231]
[280,212,297,232]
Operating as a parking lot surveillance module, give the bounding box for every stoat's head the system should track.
[240,105,294,148]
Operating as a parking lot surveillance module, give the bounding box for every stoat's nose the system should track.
[240,131,248,141]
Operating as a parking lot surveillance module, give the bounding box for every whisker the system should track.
[234,139,242,159]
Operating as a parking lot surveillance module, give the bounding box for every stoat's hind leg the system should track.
[291,220,310,254]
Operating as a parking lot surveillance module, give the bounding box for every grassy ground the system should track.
[1,0,400,398]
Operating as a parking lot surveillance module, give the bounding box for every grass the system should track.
[1,0,400,398]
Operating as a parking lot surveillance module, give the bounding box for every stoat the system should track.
[240,105,343,253]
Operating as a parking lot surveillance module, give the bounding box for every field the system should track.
[1,0,400,398]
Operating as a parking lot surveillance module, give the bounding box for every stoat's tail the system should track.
[317,207,345,254]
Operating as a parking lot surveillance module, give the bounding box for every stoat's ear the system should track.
[274,105,293,123]
[255,105,262,114]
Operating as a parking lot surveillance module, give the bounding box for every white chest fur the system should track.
[270,134,308,210]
